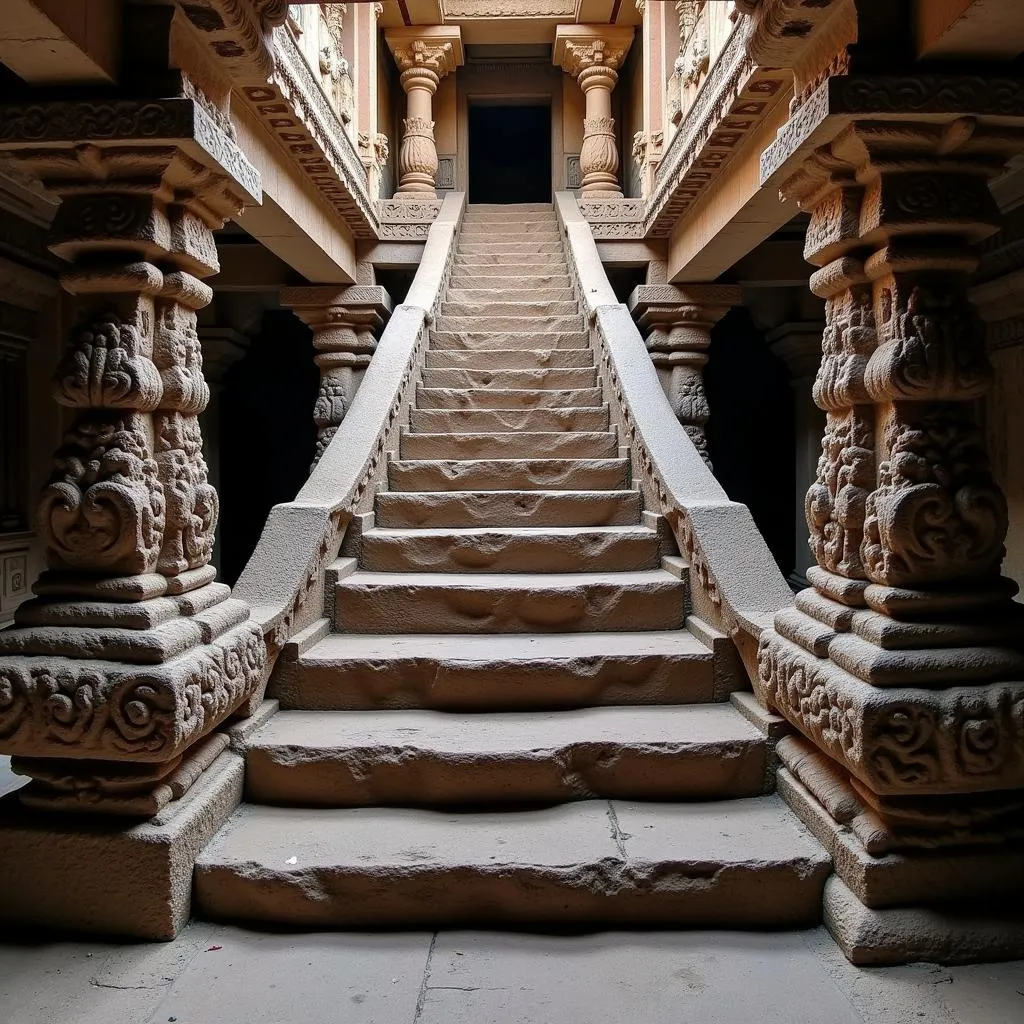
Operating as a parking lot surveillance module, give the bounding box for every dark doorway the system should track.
[469,104,551,204]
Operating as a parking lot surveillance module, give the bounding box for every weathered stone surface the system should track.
[425,347,595,369]
[387,458,631,491]
[416,384,604,408]
[408,406,609,433]
[280,629,717,711]
[399,429,618,460]
[335,570,686,634]
[195,796,829,928]
[244,705,765,805]
[375,490,643,529]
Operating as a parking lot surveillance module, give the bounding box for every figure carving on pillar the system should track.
[0,98,266,819]
[628,284,739,466]
[281,286,392,467]
[385,28,463,199]
[555,27,634,200]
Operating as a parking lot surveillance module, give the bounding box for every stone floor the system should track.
[2,922,1023,1024]
[2,758,1023,1024]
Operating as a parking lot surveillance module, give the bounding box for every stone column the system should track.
[0,100,266,818]
[555,26,635,199]
[281,286,392,467]
[768,321,825,588]
[385,27,463,199]
[628,284,739,466]
[756,112,1024,948]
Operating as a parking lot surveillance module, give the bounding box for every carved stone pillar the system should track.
[555,26,634,199]
[628,284,740,466]
[0,101,266,820]
[768,321,825,588]
[756,109,1024,961]
[385,27,463,199]
[281,286,392,466]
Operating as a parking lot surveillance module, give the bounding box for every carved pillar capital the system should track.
[281,285,392,465]
[629,283,740,466]
[0,98,266,818]
[767,320,824,384]
[385,27,463,199]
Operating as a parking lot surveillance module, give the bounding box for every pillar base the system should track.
[0,748,243,940]
[824,876,1024,966]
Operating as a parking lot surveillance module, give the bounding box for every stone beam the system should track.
[211,244,300,291]
[0,0,120,85]
[232,104,358,284]
[726,240,812,288]
[917,0,1024,60]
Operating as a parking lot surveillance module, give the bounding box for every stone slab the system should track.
[424,348,595,369]
[387,458,630,492]
[417,385,605,409]
[0,751,244,940]
[243,704,766,805]
[429,330,590,351]
[409,405,609,432]
[399,430,618,460]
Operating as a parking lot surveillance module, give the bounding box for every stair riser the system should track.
[455,253,564,267]
[450,266,571,280]
[459,229,562,241]
[245,743,766,807]
[334,579,686,634]
[359,531,660,573]
[277,652,715,711]
[409,407,609,433]
[457,242,565,255]
[429,332,589,351]
[194,863,826,930]
[399,431,618,460]
[388,459,629,492]
[424,349,595,370]
[447,288,576,304]
[374,490,643,529]
[416,386,603,408]
[436,317,586,334]
[441,301,580,318]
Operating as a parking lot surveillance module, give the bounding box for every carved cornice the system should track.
[579,199,645,240]
[377,198,443,240]
[442,0,576,17]
[737,0,848,69]
[177,0,286,81]
[241,26,377,239]
[646,21,788,238]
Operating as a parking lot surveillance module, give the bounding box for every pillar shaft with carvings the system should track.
[282,286,391,466]
[0,99,266,817]
[386,28,463,199]
[757,113,1024,861]
[628,284,739,466]
[555,26,634,199]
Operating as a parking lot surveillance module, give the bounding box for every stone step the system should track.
[420,365,598,389]
[435,316,586,335]
[399,430,618,461]
[464,203,554,213]
[447,287,576,304]
[359,525,660,573]
[277,628,714,710]
[459,227,561,240]
[375,489,643,529]
[440,300,580,318]
[457,242,565,256]
[424,348,595,370]
[454,252,566,268]
[409,406,609,434]
[194,796,830,928]
[333,570,686,634]
[243,705,766,807]
[387,458,630,492]
[416,385,604,409]
[429,331,589,351]
[461,212,557,223]
[451,265,571,280]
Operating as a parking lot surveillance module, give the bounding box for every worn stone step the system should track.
[455,252,565,267]
[409,407,609,434]
[447,286,576,304]
[420,364,598,389]
[334,570,686,635]
[429,331,590,351]
[457,242,565,256]
[451,264,571,280]
[360,525,659,573]
[277,628,714,710]
[375,489,643,529]
[464,203,553,214]
[416,385,603,409]
[388,458,630,492]
[194,796,830,928]
[459,226,561,240]
[243,705,766,807]
[461,212,557,222]
[435,316,586,335]
[399,430,618,461]
[424,348,595,370]
[440,301,580,319]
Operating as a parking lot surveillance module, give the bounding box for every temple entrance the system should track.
[468,103,552,204]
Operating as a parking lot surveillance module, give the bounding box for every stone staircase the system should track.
[195,204,829,928]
